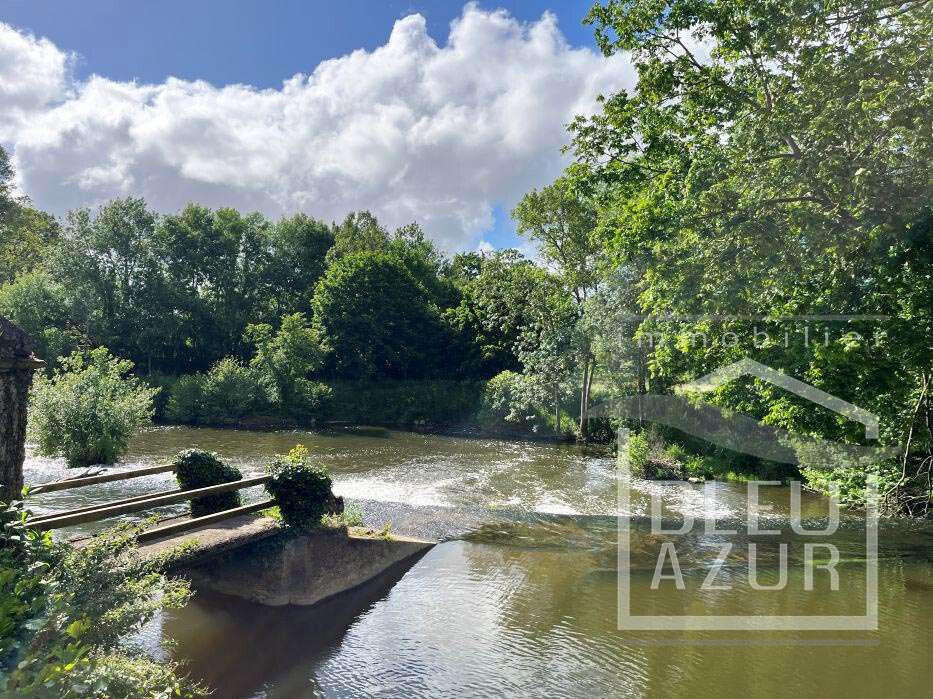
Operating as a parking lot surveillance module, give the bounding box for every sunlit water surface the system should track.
[24,426,933,698]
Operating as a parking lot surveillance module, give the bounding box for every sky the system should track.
[0,1,633,251]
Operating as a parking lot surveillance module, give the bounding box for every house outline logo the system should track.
[611,357,881,632]
[673,357,879,440]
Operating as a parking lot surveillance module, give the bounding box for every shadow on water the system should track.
[165,552,428,699]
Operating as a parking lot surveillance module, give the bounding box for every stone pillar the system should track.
[0,317,43,503]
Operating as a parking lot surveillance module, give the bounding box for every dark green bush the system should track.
[172,449,243,517]
[264,445,342,528]
[164,359,265,426]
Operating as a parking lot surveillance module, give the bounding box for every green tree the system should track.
[444,250,549,377]
[28,348,158,467]
[245,312,328,416]
[0,270,85,365]
[0,146,59,283]
[260,214,334,319]
[513,170,602,436]
[573,0,932,512]
[312,252,446,380]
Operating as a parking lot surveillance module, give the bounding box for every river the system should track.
[24,426,933,698]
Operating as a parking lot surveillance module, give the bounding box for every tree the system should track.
[0,270,84,366]
[573,0,932,511]
[325,210,389,265]
[260,214,334,319]
[512,169,603,437]
[47,198,171,371]
[28,348,158,467]
[312,252,445,380]
[444,250,551,378]
[245,312,327,415]
[0,146,59,284]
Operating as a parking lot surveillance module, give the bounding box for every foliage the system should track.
[321,504,364,529]
[0,500,200,697]
[165,319,331,426]
[444,250,551,377]
[479,370,554,435]
[245,312,328,416]
[165,358,261,425]
[0,499,50,669]
[13,199,338,374]
[163,374,207,424]
[512,168,605,438]
[625,429,685,480]
[0,146,59,284]
[27,348,158,468]
[265,445,341,528]
[626,431,651,478]
[171,449,243,517]
[198,358,263,423]
[569,0,932,513]
[0,270,84,366]
[312,252,446,379]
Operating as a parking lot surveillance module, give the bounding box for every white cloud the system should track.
[0,4,635,249]
[0,23,72,138]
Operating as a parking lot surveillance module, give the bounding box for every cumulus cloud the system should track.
[0,22,72,137]
[0,4,634,249]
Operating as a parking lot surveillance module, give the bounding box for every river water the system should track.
[24,426,933,698]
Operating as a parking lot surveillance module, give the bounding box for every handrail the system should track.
[135,499,276,544]
[28,488,186,523]
[29,464,178,494]
[31,475,271,531]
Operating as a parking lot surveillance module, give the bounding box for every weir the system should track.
[28,463,435,607]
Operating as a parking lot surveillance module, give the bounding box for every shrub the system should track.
[0,500,201,697]
[164,359,265,425]
[27,347,158,468]
[478,370,550,433]
[164,373,206,423]
[172,449,243,517]
[685,454,714,480]
[199,358,263,423]
[625,429,686,480]
[265,445,342,528]
[626,431,651,477]
[321,504,364,529]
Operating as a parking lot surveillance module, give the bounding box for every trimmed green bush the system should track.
[172,449,243,517]
[264,445,342,528]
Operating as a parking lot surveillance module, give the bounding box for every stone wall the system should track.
[184,526,434,606]
[0,316,43,503]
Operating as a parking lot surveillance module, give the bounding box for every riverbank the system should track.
[147,374,582,442]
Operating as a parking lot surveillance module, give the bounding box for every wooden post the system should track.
[0,317,44,504]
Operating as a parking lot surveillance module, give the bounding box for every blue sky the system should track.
[0,2,622,251]
[2,1,598,87]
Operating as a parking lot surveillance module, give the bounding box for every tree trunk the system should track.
[0,368,35,503]
[554,382,560,433]
[578,358,593,441]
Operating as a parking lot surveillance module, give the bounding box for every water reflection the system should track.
[163,537,931,698]
[22,426,933,697]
